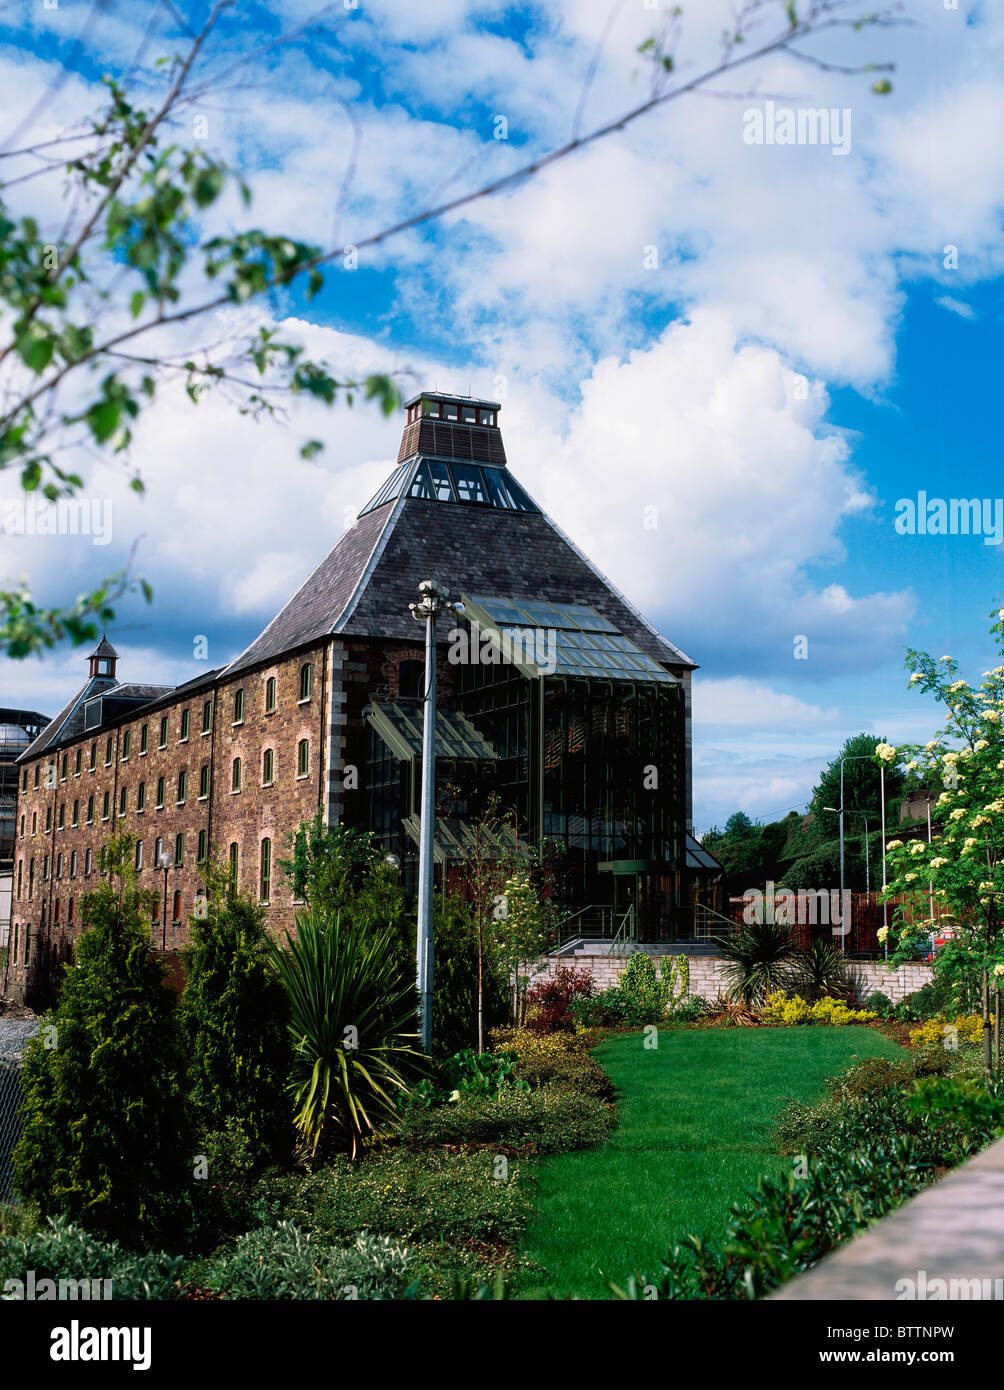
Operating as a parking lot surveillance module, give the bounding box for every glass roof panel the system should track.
[450,463,490,505]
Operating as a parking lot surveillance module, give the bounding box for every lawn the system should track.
[521,1024,904,1298]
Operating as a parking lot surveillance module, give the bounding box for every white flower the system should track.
[875,742,897,763]
[940,655,953,662]
[886,840,904,851]
[984,710,1002,725]
[937,792,953,805]
[910,673,922,684]
[905,872,917,882]
[943,752,960,764]
[909,841,928,855]
[926,741,939,752]
[995,963,1004,978]
[877,926,889,944]
[949,808,967,820]
[972,815,991,828]
[906,759,919,771]
[930,857,948,868]
[949,680,969,692]
[974,739,990,751]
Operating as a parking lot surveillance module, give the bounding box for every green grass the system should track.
[520,1025,903,1298]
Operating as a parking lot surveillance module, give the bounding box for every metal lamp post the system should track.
[827,807,869,893]
[158,848,173,950]
[408,580,464,1054]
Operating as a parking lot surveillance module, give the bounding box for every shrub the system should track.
[0,1217,183,1300]
[259,1149,532,1246]
[909,1013,990,1048]
[790,938,852,1002]
[400,1085,613,1153]
[180,883,292,1169]
[14,841,192,1247]
[760,991,876,1026]
[671,995,708,1024]
[429,898,507,1058]
[569,954,678,1028]
[524,966,595,1033]
[266,909,423,1156]
[863,990,896,1017]
[199,1222,413,1300]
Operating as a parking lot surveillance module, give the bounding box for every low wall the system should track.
[535,950,932,1003]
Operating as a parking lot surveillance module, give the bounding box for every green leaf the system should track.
[300,439,324,460]
[21,460,42,492]
[86,399,120,444]
[14,324,54,374]
[872,78,893,95]
[130,290,145,319]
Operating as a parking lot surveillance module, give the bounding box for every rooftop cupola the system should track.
[397,391,506,467]
[87,634,118,680]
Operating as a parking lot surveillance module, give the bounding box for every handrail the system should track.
[693,902,738,940]
[607,904,637,957]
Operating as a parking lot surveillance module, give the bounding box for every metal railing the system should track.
[692,902,738,941]
[0,1056,24,1204]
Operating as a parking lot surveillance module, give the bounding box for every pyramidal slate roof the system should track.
[16,673,117,763]
[226,395,695,676]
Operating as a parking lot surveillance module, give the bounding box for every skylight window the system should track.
[358,457,540,517]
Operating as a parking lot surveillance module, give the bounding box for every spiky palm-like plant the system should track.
[714,918,795,1008]
[792,936,852,1003]
[268,910,422,1158]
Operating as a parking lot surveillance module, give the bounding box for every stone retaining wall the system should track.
[535,950,932,1004]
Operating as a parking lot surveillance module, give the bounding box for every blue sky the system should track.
[1,0,1002,833]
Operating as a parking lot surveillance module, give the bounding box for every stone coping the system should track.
[771,1135,1004,1301]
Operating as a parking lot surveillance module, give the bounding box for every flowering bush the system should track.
[761,991,876,1026]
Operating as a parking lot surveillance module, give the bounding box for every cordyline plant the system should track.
[875,605,1004,1077]
[266,909,423,1159]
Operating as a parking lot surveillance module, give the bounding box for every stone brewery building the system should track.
[8,392,710,1002]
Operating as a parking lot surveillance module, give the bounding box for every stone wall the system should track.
[534,949,933,1003]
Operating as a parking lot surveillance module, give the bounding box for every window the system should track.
[231,757,242,793]
[33,765,39,788]
[135,840,143,871]
[156,776,165,808]
[105,736,113,765]
[297,738,309,778]
[137,782,146,813]
[43,854,50,881]
[180,708,190,741]
[479,407,495,426]
[58,803,64,830]
[102,791,110,820]
[154,836,163,867]
[55,899,60,925]
[233,688,245,724]
[74,747,82,775]
[16,862,21,899]
[89,741,97,770]
[159,715,168,748]
[443,400,459,421]
[260,838,271,903]
[172,890,182,923]
[228,842,239,891]
[177,770,187,804]
[199,764,209,799]
[19,814,24,838]
[56,853,62,880]
[61,753,68,779]
[264,677,276,713]
[197,829,207,863]
[31,811,36,836]
[70,851,77,879]
[85,848,92,877]
[72,799,79,827]
[298,663,312,702]
[399,660,424,699]
[86,795,94,824]
[21,769,27,792]
[119,786,127,817]
[122,731,131,760]
[461,405,477,423]
[23,922,30,964]
[202,700,212,734]
[45,807,52,832]
[140,723,149,754]
[262,748,274,786]
[68,899,74,925]
[174,832,184,866]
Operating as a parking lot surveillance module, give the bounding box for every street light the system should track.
[157,848,174,950]
[824,806,869,893]
[408,579,464,1054]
